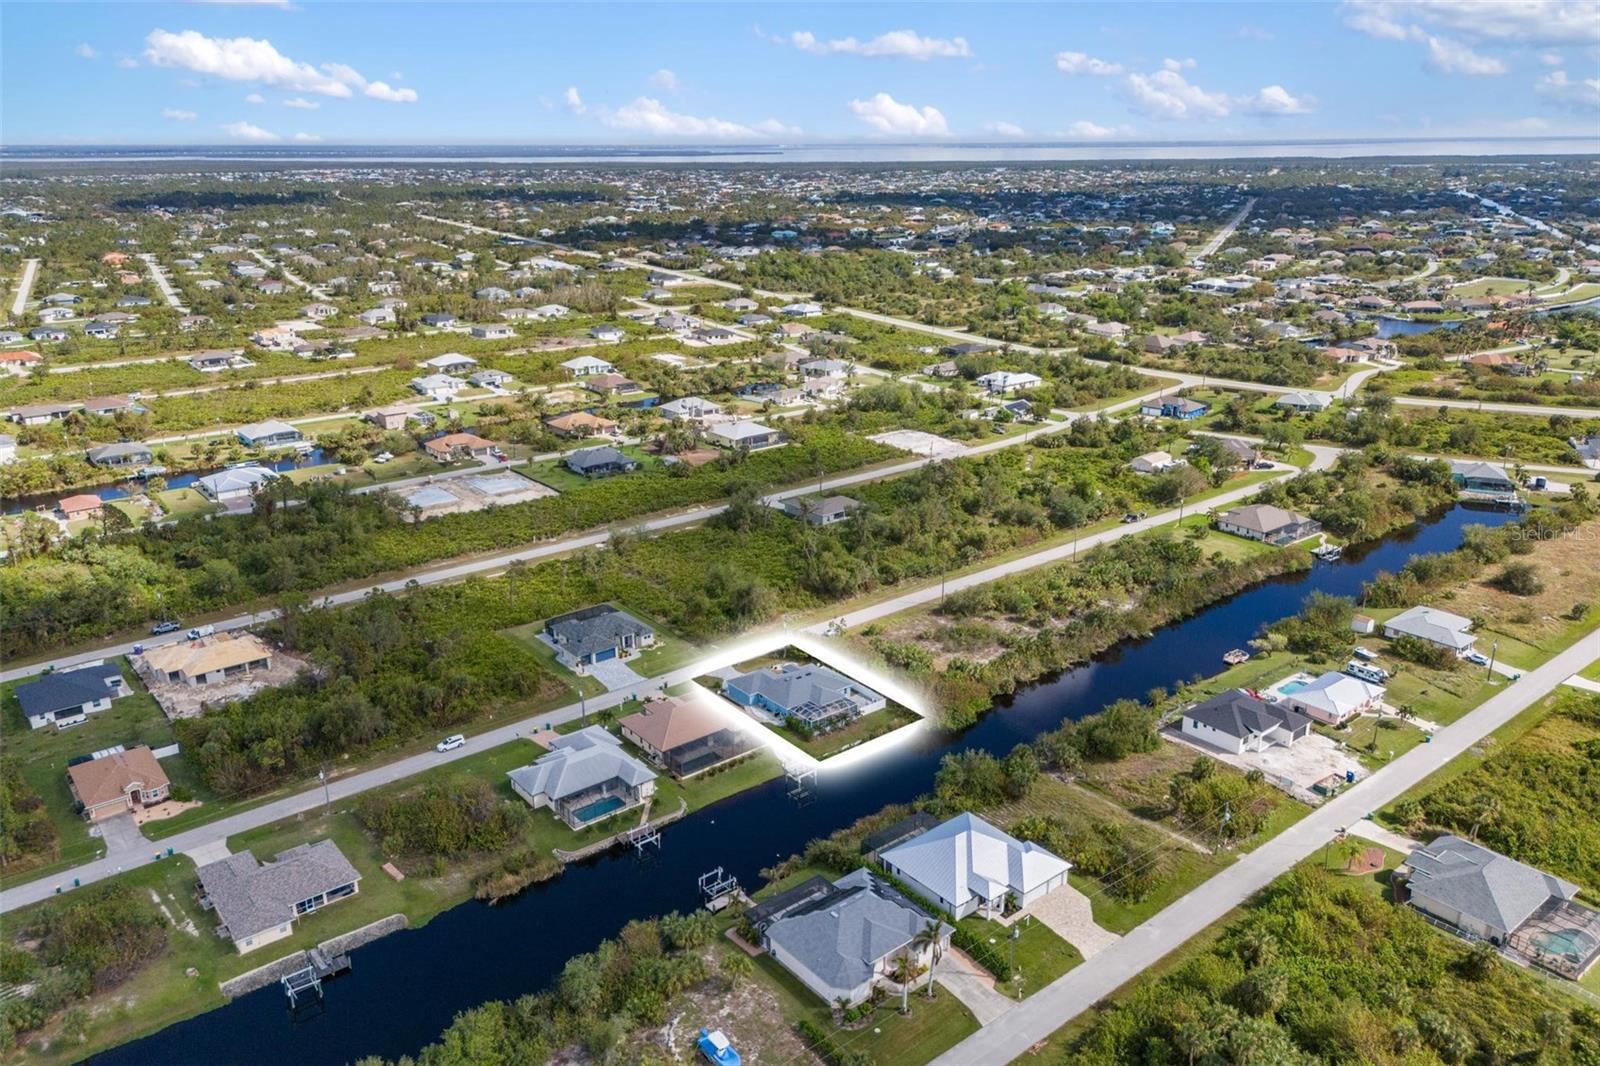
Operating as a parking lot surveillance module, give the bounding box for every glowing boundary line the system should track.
[672,629,933,776]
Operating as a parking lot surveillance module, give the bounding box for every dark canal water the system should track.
[96,504,1516,1066]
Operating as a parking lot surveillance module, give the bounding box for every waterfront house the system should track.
[879,812,1072,920]
[235,419,303,449]
[723,662,885,732]
[86,441,154,468]
[1448,459,1517,495]
[658,396,723,423]
[619,694,751,777]
[507,726,657,829]
[195,465,277,503]
[761,868,949,1008]
[197,840,361,954]
[1180,689,1312,755]
[1214,504,1320,545]
[1382,605,1476,656]
[1278,670,1385,726]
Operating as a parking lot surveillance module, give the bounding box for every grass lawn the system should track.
[0,661,215,890]
[760,704,924,761]
[1581,659,1600,683]
[523,446,656,492]
[955,914,1083,995]
[1315,714,1429,770]
[750,951,979,1066]
[152,487,218,517]
[500,621,608,700]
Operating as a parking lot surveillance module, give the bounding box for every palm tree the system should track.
[921,919,944,999]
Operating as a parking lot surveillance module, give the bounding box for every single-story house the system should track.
[561,354,616,378]
[1214,503,1321,545]
[1274,391,1333,413]
[619,694,751,777]
[1279,670,1385,726]
[470,368,513,388]
[235,420,303,448]
[565,445,639,478]
[880,812,1072,920]
[16,662,128,730]
[9,401,79,425]
[195,465,277,502]
[762,867,949,1008]
[975,370,1043,395]
[421,353,478,373]
[140,633,274,686]
[1382,605,1476,655]
[188,350,253,372]
[410,373,467,401]
[82,395,141,418]
[1139,396,1210,420]
[424,432,496,462]
[584,372,641,395]
[507,726,658,829]
[723,663,885,732]
[58,494,104,520]
[1399,835,1588,949]
[545,411,619,439]
[66,746,170,821]
[543,604,655,668]
[1180,689,1313,755]
[1449,460,1517,495]
[590,324,627,342]
[782,495,860,525]
[708,421,784,450]
[1130,450,1180,475]
[197,840,361,954]
[86,441,154,468]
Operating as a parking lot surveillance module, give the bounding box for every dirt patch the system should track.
[132,799,202,826]
[641,956,815,1066]
[1445,521,1600,655]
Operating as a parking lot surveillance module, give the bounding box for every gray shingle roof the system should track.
[544,604,653,659]
[727,663,882,721]
[15,662,122,719]
[1185,689,1311,740]
[197,840,361,941]
[1405,835,1580,939]
[764,868,945,1000]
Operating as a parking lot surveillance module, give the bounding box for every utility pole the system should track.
[319,767,330,812]
[1010,925,1022,1000]
[1486,639,1498,680]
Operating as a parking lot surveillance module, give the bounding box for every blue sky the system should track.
[3,1,1597,144]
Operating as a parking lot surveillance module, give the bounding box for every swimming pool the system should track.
[1277,680,1309,696]
[572,795,627,824]
[1532,928,1598,959]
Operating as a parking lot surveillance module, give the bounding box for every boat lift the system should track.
[699,866,742,912]
[786,765,816,807]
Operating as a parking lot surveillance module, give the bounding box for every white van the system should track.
[435,734,466,753]
[186,624,216,640]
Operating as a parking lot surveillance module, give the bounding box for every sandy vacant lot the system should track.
[869,429,968,460]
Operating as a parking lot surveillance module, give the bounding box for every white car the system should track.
[373,451,394,464]
[1464,651,1490,666]
[435,734,466,753]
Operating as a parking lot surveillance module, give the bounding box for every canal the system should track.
[95,503,1516,1065]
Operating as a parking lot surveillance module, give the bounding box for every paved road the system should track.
[9,257,40,316]
[138,253,189,314]
[0,439,1280,914]
[250,249,330,301]
[932,631,1600,1065]
[1192,197,1258,263]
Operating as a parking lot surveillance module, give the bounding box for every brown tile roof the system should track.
[67,746,168,809]
[620,695,732,752]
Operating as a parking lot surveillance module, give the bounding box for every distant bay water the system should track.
[3,136,1598,166]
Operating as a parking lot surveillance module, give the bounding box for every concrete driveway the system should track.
[1025,884,1121,960]
[587,656,647,693]
[935,947,1015,1025]
[95,813,148,857]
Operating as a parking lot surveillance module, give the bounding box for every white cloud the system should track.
[282,96,319,110]
[116,57,138,69]
[985,121,1027,138]
[788,29,971,60]
[162,108,198,121]
[75,43,98,60]
[1537,69,1600,110]
[362,80,417,103]
[219,119,280,141]
[564,86,585,114]
[601,96,795,138]
[847,92,950,135]
[245,92,265,104]
[1054,51,1123,76]
[1540,51,1563,66]
[1421,35,1508,75]
[293,131,322,141]
[1124,68,1232,119]
[143,29,418,101]
[648,68,680,92]
[1063,120,1116,137]
[1235,25,1274,41]
[1243,84,1316,115]
[1161,57,1199,71]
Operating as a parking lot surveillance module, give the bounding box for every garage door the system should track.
[593,647,617,662]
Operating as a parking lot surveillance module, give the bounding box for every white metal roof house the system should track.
[421,352,478,372]
[195,465,277,502]
[708,420,784,450]
[1382,605,1477,655]
[410,373,467,400]
[879,812,1072,920]
[234,419,303,448]
[1279,670,1385,726]
[507,726,657,829]
[975,370,1042,395]
[762,867,949,1007]
[658,396,723,422]
[560,354,616,377]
